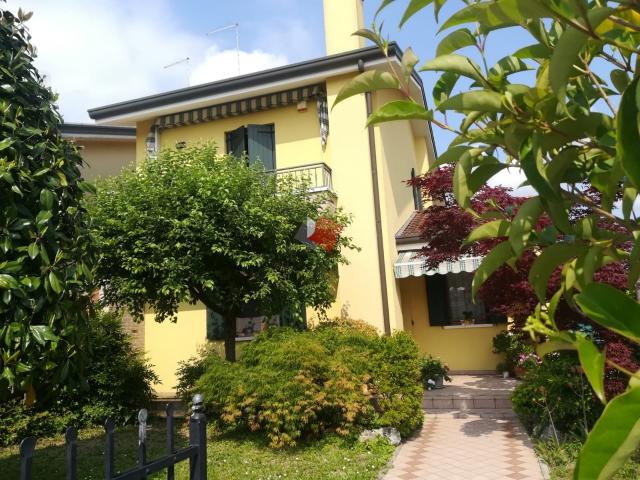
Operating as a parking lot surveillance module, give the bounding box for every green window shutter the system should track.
[206,309,224,340]
[247,124,275,170]
[426,275,450,326]
[226,126,246,158]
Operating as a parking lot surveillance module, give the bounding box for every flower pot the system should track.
[502,371,509,379]
[513,366,526,379]
[434,375,444,389]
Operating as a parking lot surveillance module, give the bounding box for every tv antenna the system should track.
[163,57,191,86]
[207,23,240,75]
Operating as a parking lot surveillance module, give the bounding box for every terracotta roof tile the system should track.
[396,210,428,241]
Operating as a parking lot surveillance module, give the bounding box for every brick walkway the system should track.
[382,376,547,480]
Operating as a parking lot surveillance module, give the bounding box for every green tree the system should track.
[88,144,354,361]
[336,1,640,478]
[0,8,94,400]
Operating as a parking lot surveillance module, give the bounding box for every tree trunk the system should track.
[223,312,237,362]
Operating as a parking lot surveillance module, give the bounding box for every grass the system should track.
[0,419,395,480]
[535,439,640,480]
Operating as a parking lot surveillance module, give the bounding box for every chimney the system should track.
[323,0,366,55]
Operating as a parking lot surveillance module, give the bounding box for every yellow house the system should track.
[88,0,504,394]
[60,123,136,181]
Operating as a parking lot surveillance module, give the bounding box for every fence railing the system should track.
[19,394,207,480]
[274,162,333,193]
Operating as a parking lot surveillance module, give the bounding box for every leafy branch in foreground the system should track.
[334,1,640,478]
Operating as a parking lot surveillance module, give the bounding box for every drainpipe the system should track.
[359,59,391,336]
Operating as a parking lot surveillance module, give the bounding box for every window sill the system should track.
[442,324,496,330]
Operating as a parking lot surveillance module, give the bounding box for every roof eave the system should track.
[88,43,424,126]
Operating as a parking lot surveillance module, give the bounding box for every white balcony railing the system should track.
[274,162,333,193]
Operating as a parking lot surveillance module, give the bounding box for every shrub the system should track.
[189,321,423,447]
[0,311,158,446]
[511,353,602,440]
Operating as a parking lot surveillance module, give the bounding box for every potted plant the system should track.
[496,362,509,378]
[462,310,474,325]
[420,355,451,390]
[514,352,542,378]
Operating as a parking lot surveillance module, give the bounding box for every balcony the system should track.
[274,162,333,193]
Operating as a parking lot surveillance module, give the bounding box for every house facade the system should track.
[89,0,503,394]
[60,123,136,180]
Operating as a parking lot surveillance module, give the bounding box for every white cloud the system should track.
[487,166,536,197]
[189,46,287,86]
[4,0,291,123]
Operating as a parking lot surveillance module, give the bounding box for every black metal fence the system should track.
[18,394,207,480]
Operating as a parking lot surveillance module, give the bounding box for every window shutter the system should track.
[206,309,224,340]
[426,275,450,326]
[247,124,276,170]
[280,304,307,330]
[226,126,246,158]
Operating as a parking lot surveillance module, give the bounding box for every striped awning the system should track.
[154,84,325,130]
[394,251,483,279]
[145,83,329,156]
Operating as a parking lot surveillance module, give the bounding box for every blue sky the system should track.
[4,0,531,160]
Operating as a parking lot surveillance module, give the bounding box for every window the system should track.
[426,272,505,326]
[225,124,275,170]
[206,304,306,341]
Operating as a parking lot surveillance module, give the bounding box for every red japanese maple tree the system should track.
[410,166,637,398]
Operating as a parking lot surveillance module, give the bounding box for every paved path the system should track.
[382,376,547,480]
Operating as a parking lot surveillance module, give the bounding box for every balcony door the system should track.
[225,124,275,170]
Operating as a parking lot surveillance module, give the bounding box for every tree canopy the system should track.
[335,0,640,477]
[0,8,94,399]
[88,144,355,361]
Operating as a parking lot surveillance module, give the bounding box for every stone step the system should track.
[150,397,187,417]
[423,408,517,419]
[423,396,512,410]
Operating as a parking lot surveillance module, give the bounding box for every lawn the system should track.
[535,440,640,480]
[0,419,395,480]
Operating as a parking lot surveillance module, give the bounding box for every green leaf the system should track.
[574,283,640,343]
[574,386,640,479]
[549,7,614,98]
[429,145,471,170]
[400,0,435,27]
[440,0,552,32]
[622,183,638,221]
[432,71,459,107]
[353,29,384,50]
[465,220,510,244]
[628,232,640,291]
[436,28,476,56]
[618,77,640,189]
[27,242,39,260]
[48,271,63,294]
[529,243,586,301]
[30,325,59,346]
[0,274,19,289]
[472,241,516,298]
[39,189,54,210]
[420,54,485,83]
[488,55,531,81]
[366,100,432,126]
[574,334,606,404]
[375,0,397,17]
[610,69,630,94]
[453,151,473,210]
[401,48,419,80]
[0,138,14,151]
[468,162,508,192]
[509,197,544,257]
[333,70,400,107]
[513,43,551,61]
[437,90,504,112]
